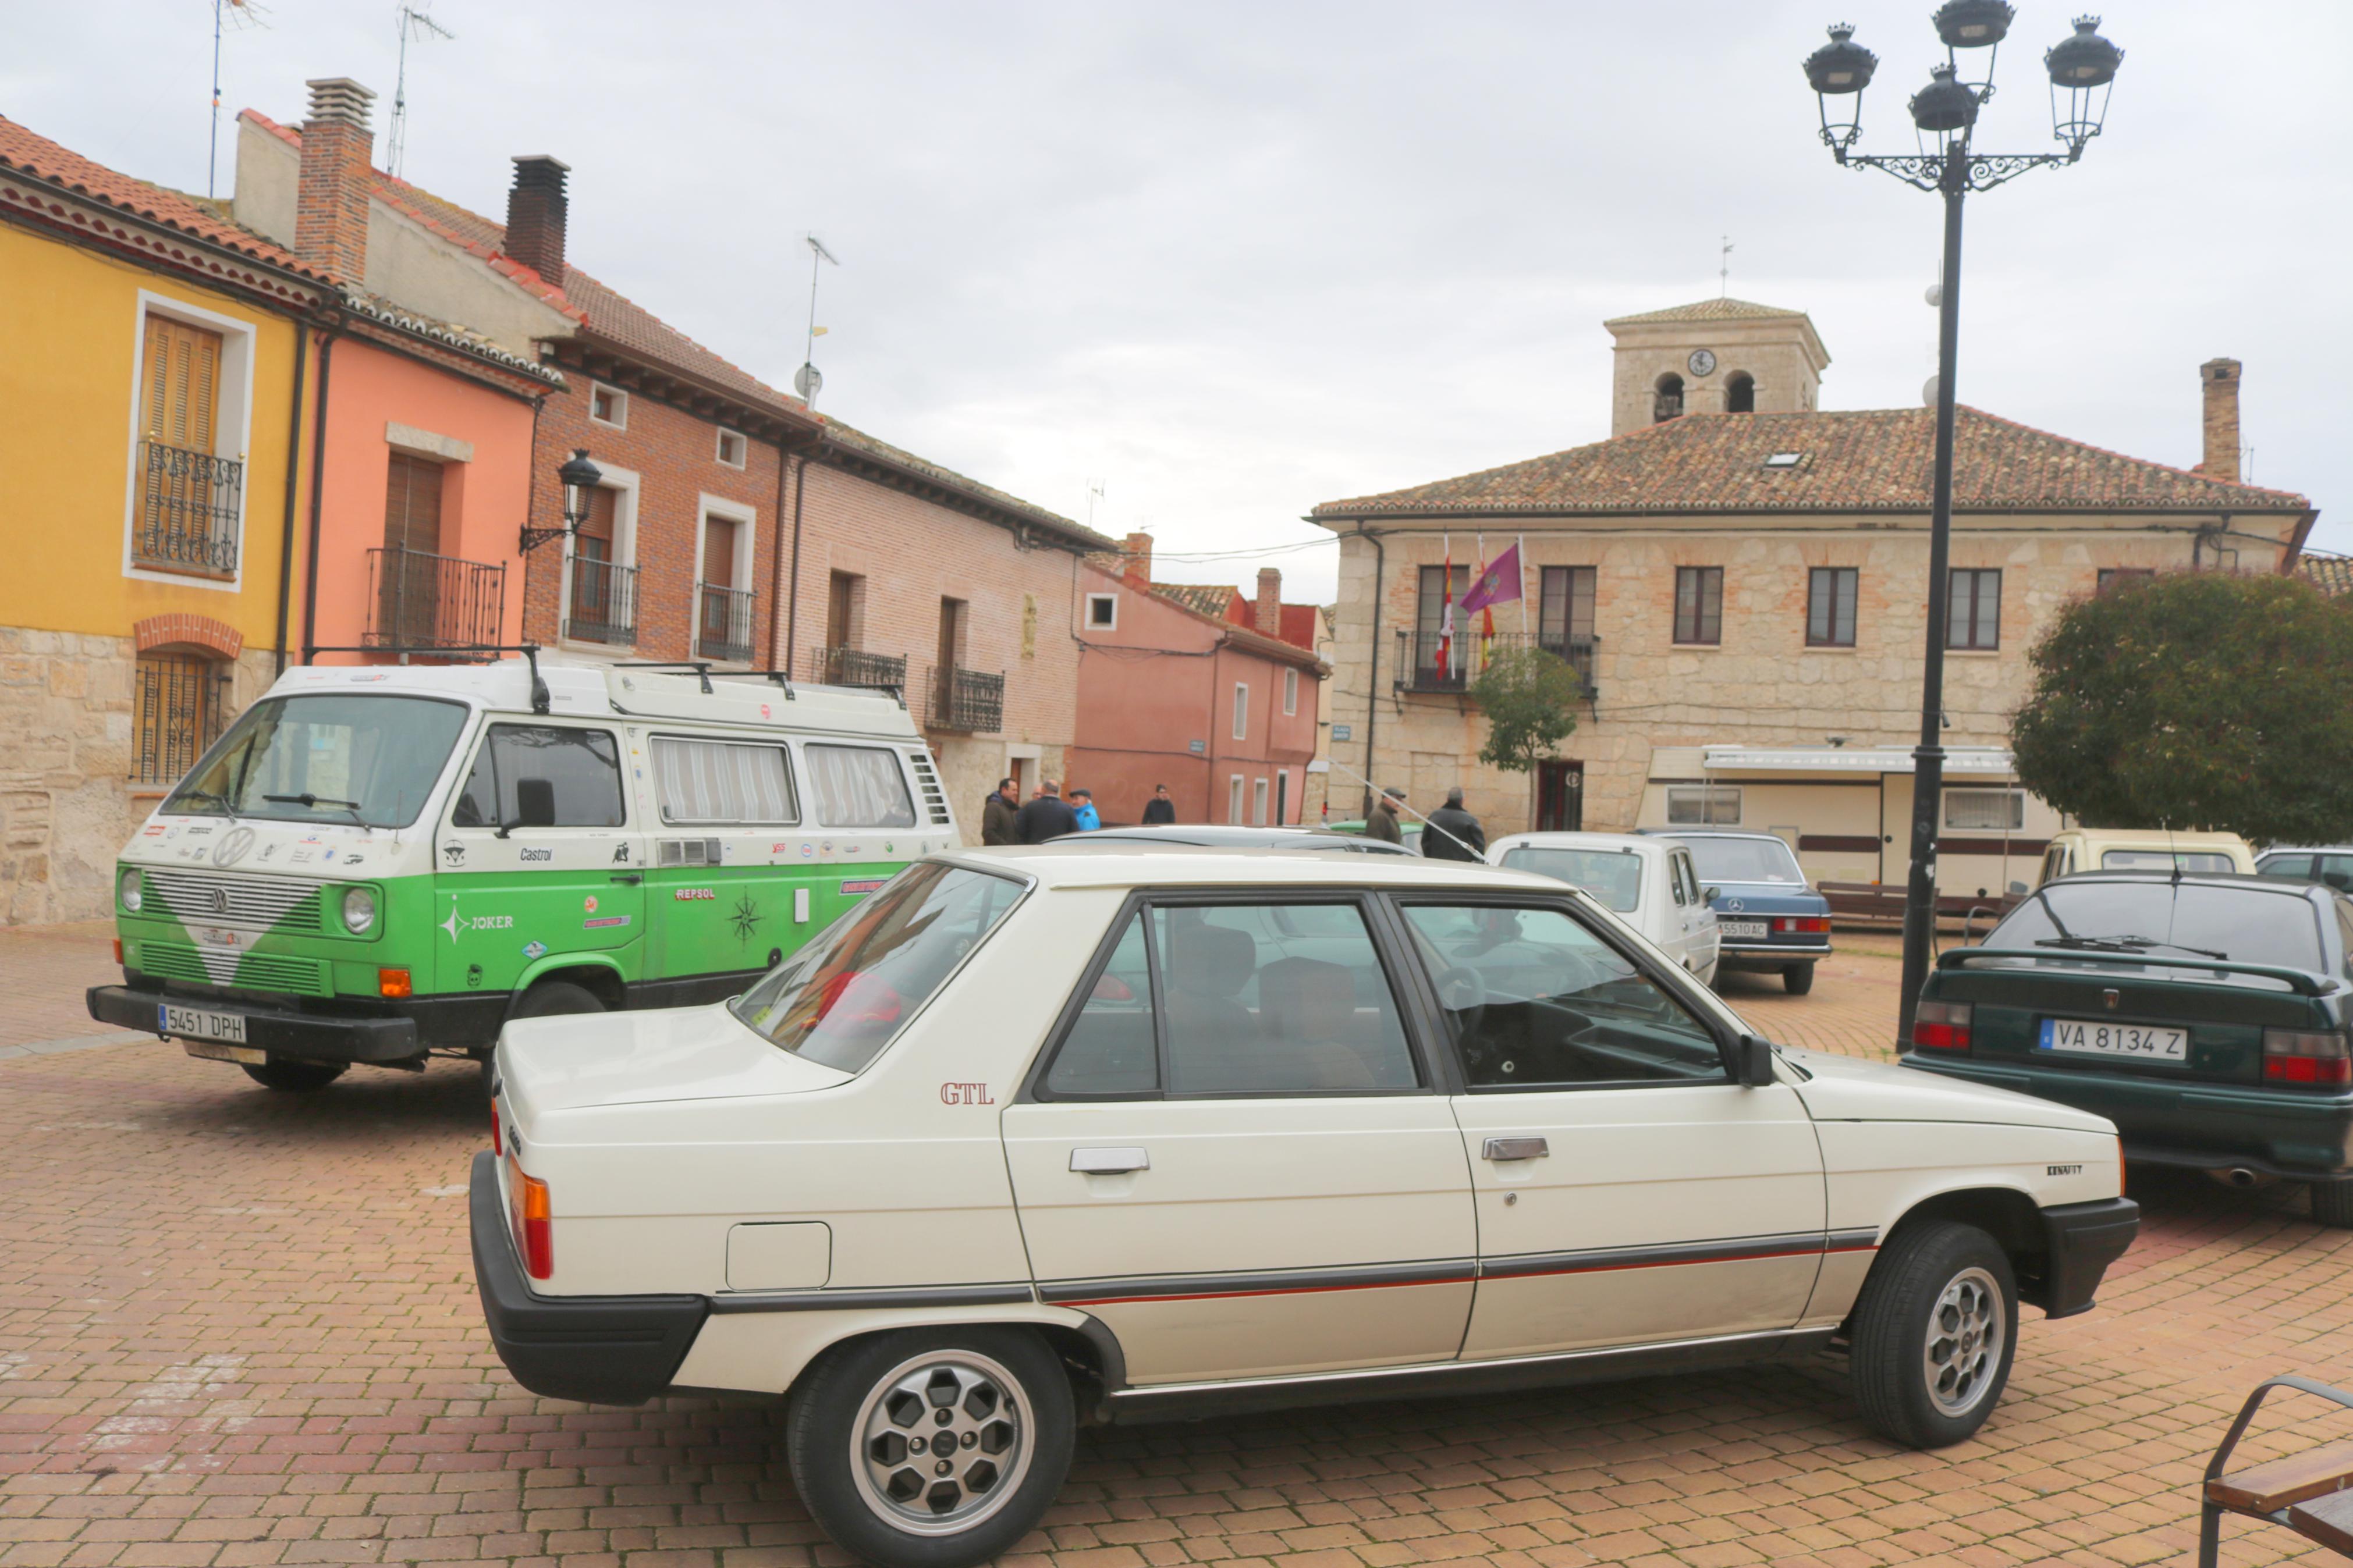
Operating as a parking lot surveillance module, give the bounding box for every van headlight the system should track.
[119,869,143,913]
[341,887,377,934]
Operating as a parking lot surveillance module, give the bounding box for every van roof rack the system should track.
[302,643,552,714]
[613,662,795,700]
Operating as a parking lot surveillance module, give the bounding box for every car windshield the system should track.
[1676,836,1803,886]
[1988,881,2325,974]
[730,862,1024,1071]
[162,694,469,829]
[2101,849,2238,873]
[1499,848,1642,912]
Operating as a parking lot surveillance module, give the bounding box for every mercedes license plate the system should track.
[1718,919,1769,940]
[160,1002,247,1046]
[2039,1016,2188,1062]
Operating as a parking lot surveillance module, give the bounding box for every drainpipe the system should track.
[768,437,791,669]
[783,447,811,678]
[299,327,338,663]
[269,322,312,675]
[1360,526,1385,818]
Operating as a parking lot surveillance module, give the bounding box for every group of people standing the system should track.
[1366,785,1488,861]
[980,777,1165,845]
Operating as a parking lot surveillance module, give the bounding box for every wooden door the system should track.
[1536,759,1583,832]
[380,453,445,645]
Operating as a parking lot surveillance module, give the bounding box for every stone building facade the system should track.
[1314,301,2317,893]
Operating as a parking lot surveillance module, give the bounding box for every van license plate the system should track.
[1719,920,1769,939]
[184,1041,267,1065]
[2039,1017,2188,1062]
[160,1003,247,1046]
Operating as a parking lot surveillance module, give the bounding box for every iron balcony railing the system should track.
[363,546,506,652]
[1394,629,1599,698]
[132,440,243,576]
[565,556,637,646]
[927,664,1005,733]
[696,584,757,663]
[810,645,908,690]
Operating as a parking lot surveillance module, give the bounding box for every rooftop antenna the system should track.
[1719,234,1733,298]
[794,234,840,409]
[388,3,456,180]
[207,0,271,199]
[1085,479,1106,532]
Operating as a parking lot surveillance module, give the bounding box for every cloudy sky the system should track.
[13,2,2348,600]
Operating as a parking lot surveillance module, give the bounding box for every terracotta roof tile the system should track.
[1094,571,1323,672]
[1313,407,2314,518]
[1604,296,1812,326]
[1154,583,1238,619]
[819,419,1115,550]
[2299,553,2353,599]
[0,114,324,282]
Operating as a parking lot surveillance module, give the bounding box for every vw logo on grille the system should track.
[207,887,232,917]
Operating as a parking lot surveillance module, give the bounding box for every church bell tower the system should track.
[1602,298,1831,437]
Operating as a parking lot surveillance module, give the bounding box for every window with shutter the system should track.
[134,315,236,576]
[378,456,446,647]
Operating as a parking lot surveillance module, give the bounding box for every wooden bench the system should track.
[2201,1376,2353,1564]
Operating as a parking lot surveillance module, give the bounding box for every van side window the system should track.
[804,744,917,828]
[652,736,798,825]
[451,724,625,828]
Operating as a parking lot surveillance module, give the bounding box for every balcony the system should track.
[1394,630,1598,698]
[363,547,506,652]
[132,440,243,576]
[696,583,757,663]
[565,556,637,645]
[926,664,1005,733]
[810,645,908,691]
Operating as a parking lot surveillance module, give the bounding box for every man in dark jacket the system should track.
[1366,787,1406,844]
[981,779,1020,846]
[1140,784,1177,825]
[1015,780,1079,844]
[1422,787,1487,861]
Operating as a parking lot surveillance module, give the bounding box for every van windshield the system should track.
[163,695,469,829]
[730,862,1024,1071]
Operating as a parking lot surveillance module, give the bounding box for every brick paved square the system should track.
[5,922,2350,1565]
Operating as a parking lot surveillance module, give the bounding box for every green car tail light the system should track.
[2262,1028,2352,1086]
[1913,1000,1972,1052]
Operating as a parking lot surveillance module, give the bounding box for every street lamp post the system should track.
[1801,6,2123,1045]
[519,448,605,555]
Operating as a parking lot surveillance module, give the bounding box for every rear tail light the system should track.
[507,1161,553,1279]
[1912,1000,1973,1051]
[1774,916,1832,934]
[2262,1029,2352,1087]
[490,1099,502,1156]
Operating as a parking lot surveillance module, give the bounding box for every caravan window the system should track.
[805,744,917,828]
[652,737,798,825]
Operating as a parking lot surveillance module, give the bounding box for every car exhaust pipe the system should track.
[2226,1167,2260,1188]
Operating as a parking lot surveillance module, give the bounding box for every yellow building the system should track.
[0,116,329,923]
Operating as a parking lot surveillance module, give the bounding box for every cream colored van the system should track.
[2033,828,2257,887]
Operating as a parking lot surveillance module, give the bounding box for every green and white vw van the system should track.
[88,660,961,1090]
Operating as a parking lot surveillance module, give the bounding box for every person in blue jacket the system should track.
[1068,788,1102,831]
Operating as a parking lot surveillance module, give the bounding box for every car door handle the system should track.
[1482,1136,1549,1161]
[1069,1147,1149,1175]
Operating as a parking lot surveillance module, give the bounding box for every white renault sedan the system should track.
[473,850,2137,1568]
[1486,830,1720,984]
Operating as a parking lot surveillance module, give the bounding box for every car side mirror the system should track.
[2008,880,2028,895]
[1734,1033,1777,1087]
[513,778,557,829]
[1703,886,1721,903]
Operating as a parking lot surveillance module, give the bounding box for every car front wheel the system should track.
[1848,1220,2017,1448]
[787,1327,1074,1568]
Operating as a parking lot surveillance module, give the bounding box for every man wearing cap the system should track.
[1366,787,1406,845]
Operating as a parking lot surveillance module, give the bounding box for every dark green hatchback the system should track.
[1904,873,2353,1225]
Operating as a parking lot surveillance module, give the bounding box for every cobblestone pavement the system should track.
[5,926,2350,1566]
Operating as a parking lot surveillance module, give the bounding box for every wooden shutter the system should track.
[382,453,444,556]
[143,317,222,450]
[702,516,737,588]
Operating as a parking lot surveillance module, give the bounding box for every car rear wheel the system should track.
[2309,1182,2353,1229]
[239,1057,346,1092]
[787,1327,1073,1568]
[1848,1220,2017,1449]
[1783,962,1816,995]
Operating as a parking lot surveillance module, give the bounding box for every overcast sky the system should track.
[13,2,2348,601]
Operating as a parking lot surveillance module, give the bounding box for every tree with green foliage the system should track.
[2009,571,2353,844]
[1470,643,1584,775]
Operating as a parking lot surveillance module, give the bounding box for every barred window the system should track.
[653,736,797,825]
[134,653,224,784]
[1666,784,1742,826]
[804,744,916,828]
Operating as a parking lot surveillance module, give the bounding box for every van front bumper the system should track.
[468,1152,708,1406]
[87,983,422,1063]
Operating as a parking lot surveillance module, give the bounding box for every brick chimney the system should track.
[2198,358,2242,483]
[505,156,572,285]
[294,79,377,283]
[1123,531,1152,590]
[1255,567,1283,638]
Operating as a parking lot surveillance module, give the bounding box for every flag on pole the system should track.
[1474,535,1496,658]
[1517,534,1530,634]
[1437,534,1455,674]
[1459,540,1524,617]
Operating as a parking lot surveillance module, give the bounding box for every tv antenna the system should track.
[1719,234,1734,298]
[388,3,456,179]
[795,234,839,408]
[1085,479,1106,531]
[207,0,271,199]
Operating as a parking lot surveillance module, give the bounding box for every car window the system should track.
[652,736,797,825]
[2100,849,2237,874]
[803,744,917,828]
[1044,912,1158,1096]
[452,724,624,828]
[1676,837,1803,884]
[1156,904,1418,1095]
[1497,848,1642,912]
[1988,882,2326,976]
[1676,852,1702,904]
[2320,856,2353,893]
[1399,904,1726,1090]
[2256,854,2315,881]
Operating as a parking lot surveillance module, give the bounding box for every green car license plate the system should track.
[2039,1016,2187,1062]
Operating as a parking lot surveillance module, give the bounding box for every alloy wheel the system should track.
[1922,1264,2004,1417]
[850,1350,1034,1537]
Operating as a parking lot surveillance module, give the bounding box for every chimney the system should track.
[505,156,572,285]
[294,78,377,283]
[1123,531,1152,590]
[1255,567,1283,638]
[2199,358,2242,483]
